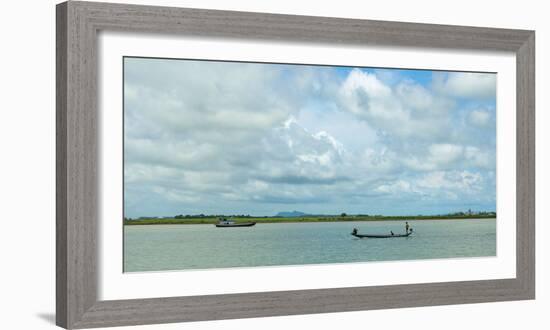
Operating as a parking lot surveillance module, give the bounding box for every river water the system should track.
[124,219,496,272]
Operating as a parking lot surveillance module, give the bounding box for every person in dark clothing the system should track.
[405,222,410,234]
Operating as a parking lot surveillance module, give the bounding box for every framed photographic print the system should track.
[56,1,535,328]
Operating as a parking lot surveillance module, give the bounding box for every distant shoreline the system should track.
[123,215,496,226]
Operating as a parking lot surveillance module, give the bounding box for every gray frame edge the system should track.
[56,3,68,328]
[56,1,535,328]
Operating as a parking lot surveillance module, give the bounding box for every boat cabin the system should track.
[218,217,235,225]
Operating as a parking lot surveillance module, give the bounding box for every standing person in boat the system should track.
[405,222,410,234]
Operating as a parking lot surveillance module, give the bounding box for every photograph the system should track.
[123,57,497,272]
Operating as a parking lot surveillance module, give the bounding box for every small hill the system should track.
[275,211,308,218]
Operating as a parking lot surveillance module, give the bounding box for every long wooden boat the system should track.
[351,232,412,238]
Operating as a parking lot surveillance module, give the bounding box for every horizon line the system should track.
[125,210,497,219]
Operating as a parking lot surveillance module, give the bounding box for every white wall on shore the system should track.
[0,0,547,330]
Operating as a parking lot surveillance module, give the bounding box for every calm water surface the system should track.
[124,219,496,272]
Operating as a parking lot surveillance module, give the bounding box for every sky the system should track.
[123,57,497,218]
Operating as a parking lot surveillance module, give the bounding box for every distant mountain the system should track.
[275,211,308,217]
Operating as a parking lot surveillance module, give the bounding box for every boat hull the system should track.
[215,222,256,228]
[352,232,411,238]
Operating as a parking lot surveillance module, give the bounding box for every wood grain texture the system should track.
[515,32,536,298]
[56,1,536,328]
[77,1,531,51]
[56,3,68,328]
[57,2,99,327]
[73,279,526,328]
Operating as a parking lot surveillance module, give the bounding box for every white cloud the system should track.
[375,180,413,194]
[402,143,494,172]
[433,72,496,99]
[339,69,404,120]
[469,109,491,127]
[416,170,483,192]
[464,146,492,168]
[428,143,464,165]
[337,69,453,140]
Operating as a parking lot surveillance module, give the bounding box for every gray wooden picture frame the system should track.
[56,1,535,328]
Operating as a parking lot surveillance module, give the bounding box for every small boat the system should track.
[351,228,413,238]
[351,232,412,238]
[215,218,256,228]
